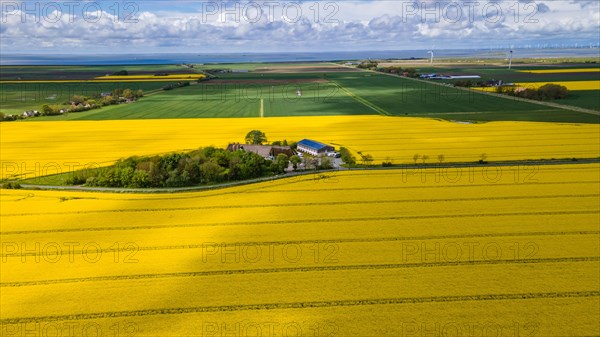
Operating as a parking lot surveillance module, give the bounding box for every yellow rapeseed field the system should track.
[95,74,206,81]
[1,116,599,179]
[516,81,600,91]
[474,80,600,92]
[518,68,600,74]
[1,164,598,335]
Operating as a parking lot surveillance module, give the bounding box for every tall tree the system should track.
[245,130,267,145]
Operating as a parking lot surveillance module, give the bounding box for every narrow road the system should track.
[260,98,264,118]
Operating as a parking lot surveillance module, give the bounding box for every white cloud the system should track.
[1,0,598,52]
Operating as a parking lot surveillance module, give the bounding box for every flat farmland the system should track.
[329,72,599,123]
[1,164,598,336]
[22,70,598,123]
[562,90,600,111]
[51,81,375,120]
[412,64,600,113]
[240,70,593,122]
[197,62,358,72]
[2,116,599,179]
[0,81,177,115]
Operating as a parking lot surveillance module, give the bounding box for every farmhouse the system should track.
[22,110,39,118]
[296,139,334,156]
[226,143,295,159]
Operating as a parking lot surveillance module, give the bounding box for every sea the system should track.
[1,48,599,66]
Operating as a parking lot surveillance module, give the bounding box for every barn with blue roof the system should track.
[297,139,334,156]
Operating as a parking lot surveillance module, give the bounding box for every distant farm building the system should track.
[420,74,481,80]
[296,139,334,156]
[226,143,295,159]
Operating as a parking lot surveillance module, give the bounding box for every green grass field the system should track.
[2,63,598,123]
[197,62,337,71]
[562,91,600,111]
[33,81,375,120]
[328,72,598,122]
[411,64,599,112]
[0,81,180,115]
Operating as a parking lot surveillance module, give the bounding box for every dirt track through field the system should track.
[260,98,264,117]
[3,291,598,324]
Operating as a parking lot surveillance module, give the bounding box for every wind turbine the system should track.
[508,47,514,70]
[427,50,434,64]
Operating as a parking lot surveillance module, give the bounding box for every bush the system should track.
[1,182,22,189]
[454,80,473,88]
[319,156,334,170]
[501,83,569,101]
[538,84,569,100]
[339,147,356,165]
[65,172,89,185]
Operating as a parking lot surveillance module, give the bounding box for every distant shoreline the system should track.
[2,48,599,66]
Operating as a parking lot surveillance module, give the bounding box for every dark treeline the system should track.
[72,147,292,188]
[497,83,570,101]
[376,66,419,78]
[454,82,570,101]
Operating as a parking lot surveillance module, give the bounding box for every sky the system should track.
[1,0,599,53]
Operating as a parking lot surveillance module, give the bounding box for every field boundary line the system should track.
[4,231,598,259]
[6,180,596,203]
[2,210,598,235]
[4,194,598,217]
[2,291,598,324]
[3,257,598,287]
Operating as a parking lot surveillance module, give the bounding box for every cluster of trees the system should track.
[75,146,298,188]
[377,67,419,78]
[40,104,68,116]
[453,80,475,87]
[112,70,128,76]
[498,83,569,101]
[357,60,379,70]
[162,81,190,91]
[454,81,570,101]
[204,68,232,74]
[109,88,144,100]
[41,88,144,116]
[80,147,272,188]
